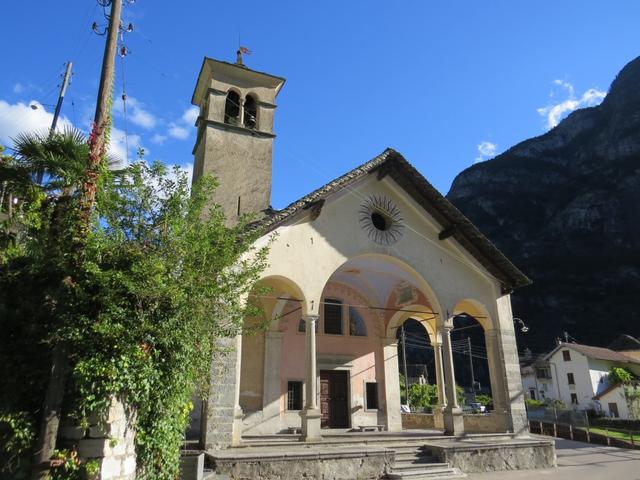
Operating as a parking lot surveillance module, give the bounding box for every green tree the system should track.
[1,143,269,479]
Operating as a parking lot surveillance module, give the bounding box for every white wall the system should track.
[598,386,631,419]
[549,348,597,409]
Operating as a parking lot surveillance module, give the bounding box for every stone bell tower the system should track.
[191,54,286,222]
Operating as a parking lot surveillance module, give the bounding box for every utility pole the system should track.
[80,0,123,237]
[51,62,73,134]
[31,3,123,479]
[401,324,410,407]
[36,62,73,185]
[467,337,476,403]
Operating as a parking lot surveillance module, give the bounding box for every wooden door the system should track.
[320,370,349,428]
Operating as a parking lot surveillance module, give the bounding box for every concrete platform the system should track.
[204,431,556,479]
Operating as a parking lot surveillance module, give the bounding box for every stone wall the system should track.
[207,446,393,480]
[430,438,556,473]
[60,398,137,480]
[401,413,435,430]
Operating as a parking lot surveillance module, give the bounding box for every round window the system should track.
[359,195,404,245]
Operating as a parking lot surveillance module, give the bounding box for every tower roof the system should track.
[191,57,286,106]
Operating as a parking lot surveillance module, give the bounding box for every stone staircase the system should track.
[387,444,465,480]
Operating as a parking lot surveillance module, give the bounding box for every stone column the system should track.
[202,335,244,449]
[238,96,245,126]
[442,324,465,436]
[495,295,528,435]
[300,314,321,441]
[432,341,446,429]
[382,336,402,432]
[262,331,284,432]
[485,327,509,432]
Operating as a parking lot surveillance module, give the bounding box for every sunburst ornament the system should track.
[359,195,404,245]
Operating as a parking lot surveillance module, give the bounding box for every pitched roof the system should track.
[593,382,623,400]
[257,148,531,290]
[547,343,640,364]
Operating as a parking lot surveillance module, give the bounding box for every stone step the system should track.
[394,451,432,459]
[395,457,438,466]
[393,462,451,471]
[387,466,465,479]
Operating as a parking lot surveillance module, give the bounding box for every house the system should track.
[189,55,533,449]
[520,354,554,402]
[543,342,640,418]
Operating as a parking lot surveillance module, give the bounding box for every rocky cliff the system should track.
[447,56,640,352]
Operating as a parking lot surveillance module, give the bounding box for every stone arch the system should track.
[243,93,258,129]
[451,298,494,331]
[386,305,438,343]
[322,252,444,332]
[450,297,501,410]
[224,89,241,124]
[253,275,308,331]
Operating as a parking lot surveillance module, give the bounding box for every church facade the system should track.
[190,56,530,449]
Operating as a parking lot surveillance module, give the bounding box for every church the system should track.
[189,54,530,450]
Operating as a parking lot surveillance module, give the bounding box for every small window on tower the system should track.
[244,94,258,129]
[224,90,240,125]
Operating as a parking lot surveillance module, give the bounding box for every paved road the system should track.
[469,438,640,480]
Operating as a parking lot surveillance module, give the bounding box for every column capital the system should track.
[442,324,454,333]
[303,314,319,322]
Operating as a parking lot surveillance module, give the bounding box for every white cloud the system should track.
[113,96,157,129]
[167,123,189,140]
[182,106,199,125]
[0,100,73,146]
[109,126,143,166]
[13,83,25,94]
[151,133,167,145]
[537,80,606,130]
[475,141,498,163]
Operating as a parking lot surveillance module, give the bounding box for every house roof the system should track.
[593,382,623,400]
[546,343,640,364]
[256,148,531,290]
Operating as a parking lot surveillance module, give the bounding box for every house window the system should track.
[287,381,303,410]
[365,382,379,410]
[243,94,258,129]
[224,90,240,125]
[567,373,575,385]
[570,393,578,405]
[608,403,619,418]
[536,367,551,379]
[349,306,367,336]
[324,299,343,335]
[562,350,571,361]
[529,388,536,400]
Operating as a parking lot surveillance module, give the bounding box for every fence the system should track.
[526,405,640,449]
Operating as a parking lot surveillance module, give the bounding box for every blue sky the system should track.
[2,1,639,208]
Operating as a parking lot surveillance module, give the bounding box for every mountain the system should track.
[447,56,640,353]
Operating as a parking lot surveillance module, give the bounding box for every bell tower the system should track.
[191,55,286,222]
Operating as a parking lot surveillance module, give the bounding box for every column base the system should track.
[231,406,244,446]
[443,407,464,436]
[299,408,322,442]
[433,405,445,430]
